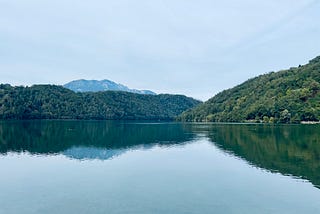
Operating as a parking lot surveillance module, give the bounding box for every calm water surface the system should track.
[0,121,319,214]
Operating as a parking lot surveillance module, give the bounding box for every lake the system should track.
[0,121,320,213]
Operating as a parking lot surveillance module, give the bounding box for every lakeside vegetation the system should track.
[178,56,320,123]
[0,84,201,120]
[1,56,320,123]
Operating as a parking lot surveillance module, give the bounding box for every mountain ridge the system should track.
[0,84,200,120]
[64,79,156,95]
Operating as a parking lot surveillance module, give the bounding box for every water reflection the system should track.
[191,124,320,188]
[1,121,319,188]
[0,121,195,160]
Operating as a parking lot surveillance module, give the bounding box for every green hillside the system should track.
[178,56,320,123]
[0,84,201,120]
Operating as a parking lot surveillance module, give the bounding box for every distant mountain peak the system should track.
[63,79,156,95]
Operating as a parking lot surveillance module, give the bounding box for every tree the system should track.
[280,109,291,123]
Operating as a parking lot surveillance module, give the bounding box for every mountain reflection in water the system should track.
[0,121,195,160]
[192,124,320,188]
[0,121,319,188]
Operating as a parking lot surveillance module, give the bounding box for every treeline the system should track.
[177,56,320,123]
[0,84,201,120]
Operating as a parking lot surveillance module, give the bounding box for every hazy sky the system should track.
[1,0,320,100]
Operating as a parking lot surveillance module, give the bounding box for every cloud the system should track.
[0,0,319,100]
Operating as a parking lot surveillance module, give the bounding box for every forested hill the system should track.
[0,84,201,120]
[178,56,320,123]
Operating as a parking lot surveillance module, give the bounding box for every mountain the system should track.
[0,84,201,120]
[64,79,156,95]
[177,56,320,123]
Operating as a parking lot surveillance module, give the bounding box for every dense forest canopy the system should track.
[0,84,201,120]
[177,56,320,123]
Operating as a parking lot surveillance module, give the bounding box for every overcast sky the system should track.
[1,0,319,100]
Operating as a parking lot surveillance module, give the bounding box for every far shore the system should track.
[301,121,320,124]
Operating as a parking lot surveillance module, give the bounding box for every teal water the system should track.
[0,121,320,213]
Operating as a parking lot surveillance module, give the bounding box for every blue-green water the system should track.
[0,121,320,213]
